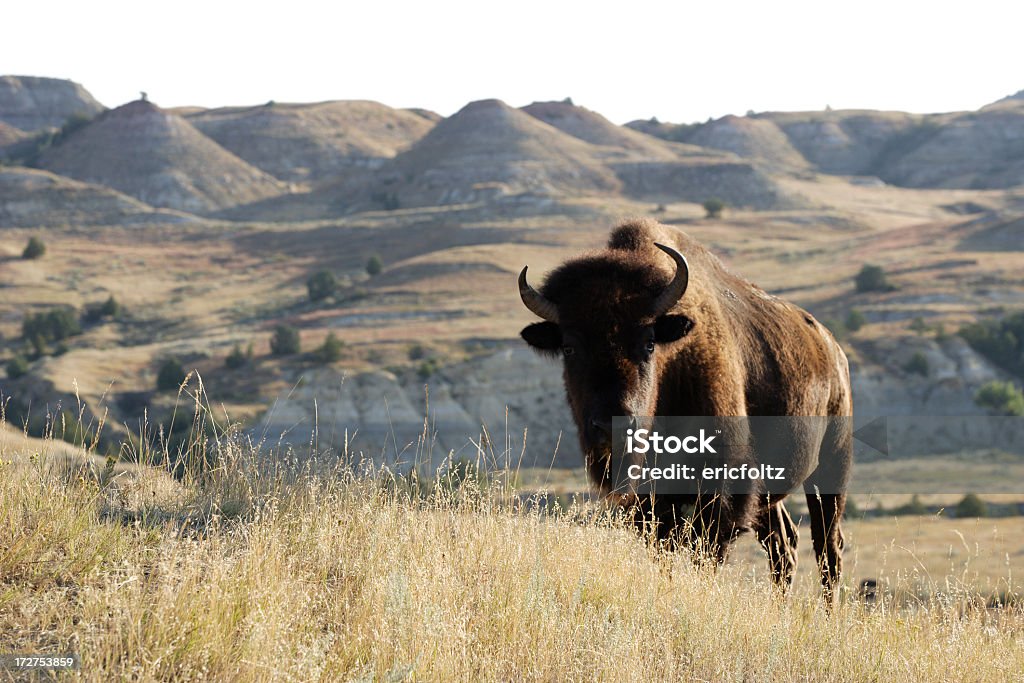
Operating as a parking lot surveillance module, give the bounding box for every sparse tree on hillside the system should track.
[315,332,344,363]
[845,309,867,333]
[270,325,301,356]
[5,355,29,379]
[903,351,929,377]
[855,264,894,293]
[974,380,1024,416]
[366,255,383,277]
[22,237,46,260]
[307,270,338,302]
[702,198,725,219]
[955,493,987,518]
[156,358,187,392]
[225,344,248,369]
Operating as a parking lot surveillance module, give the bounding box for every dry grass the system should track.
[3,404,1024,683]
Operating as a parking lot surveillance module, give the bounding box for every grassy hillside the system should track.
[3,411,1023,681]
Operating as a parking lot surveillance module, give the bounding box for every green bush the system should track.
[366,255,383,277]
[702,198,725,219]
[909,317,930,335]
[270,325,301,356]
[903,351,929,376]
[306,270,338,302]
[156,358,187,392]
[315,332,344,363]
[974,380,1024,416]
[22,307,81,344]
[225,344,248,369]
[955,493,988,518]
[845,309,867,333]
[959,312,1024,377]
[854,264,894,293]
[5,355,29,379]
[418,358,440,379]
[83,295,120,323]
[22,236,46,260]
[893,494,928,516]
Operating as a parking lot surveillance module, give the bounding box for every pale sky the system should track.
[5,0,1023,124]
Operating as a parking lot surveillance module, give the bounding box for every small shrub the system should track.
[903,351,929,376]
[83,295,121,323]
[22,307,81,344]
[955,493,988,518]
[418,358,440,379]
[156,358,187,392]
[306,270,338,302]
[225,344,248,369]
[894,494,927,516]
[316,332,344,363]
[909,317,929,335]
[5,355,29,379]
[22,236,46,260]
[845,309,867,333]
[959,312,1024,377]
[408,344,426,361]
[974,380,1024,416]
[854,264,894,293]
[366,255,383,277]
[702,198,725,219]
[270,325,301,356]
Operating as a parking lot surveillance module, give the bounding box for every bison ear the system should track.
[520,322,562,355]
[654,315,694,344]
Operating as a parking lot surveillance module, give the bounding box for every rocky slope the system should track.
[630,103,1024,190]
[187,100,436,183]
[685,115,809,170]
[0,166,193,227]
[36,100,286,213]
[879,102,1024,188]
[0,75,105,132]
[520,100,683,159]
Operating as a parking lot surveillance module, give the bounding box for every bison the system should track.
[518,218,852,605]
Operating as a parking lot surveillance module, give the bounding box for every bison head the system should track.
[518,243,695,489]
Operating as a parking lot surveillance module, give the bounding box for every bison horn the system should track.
[650,243,690,317]
[519,266,559,323]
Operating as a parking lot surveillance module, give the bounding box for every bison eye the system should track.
[644,340,656,355]
[562,345,575,357]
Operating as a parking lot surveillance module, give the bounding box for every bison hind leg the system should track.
[805,489,845,609]
[754,500,799,593]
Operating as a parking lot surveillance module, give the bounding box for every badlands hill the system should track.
[628,96,1024,190]
[228,98,795,220]
[0,166,190,227]
[519,99,683,159]
[380,98,624,205]
[0,75,104,132]
[35,99,285,213]
[186,100,436,183]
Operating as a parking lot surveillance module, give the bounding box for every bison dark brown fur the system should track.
[519,218,852,605]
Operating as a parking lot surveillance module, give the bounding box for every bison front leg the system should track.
[805,490,845,608]
[754,500,799,593]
